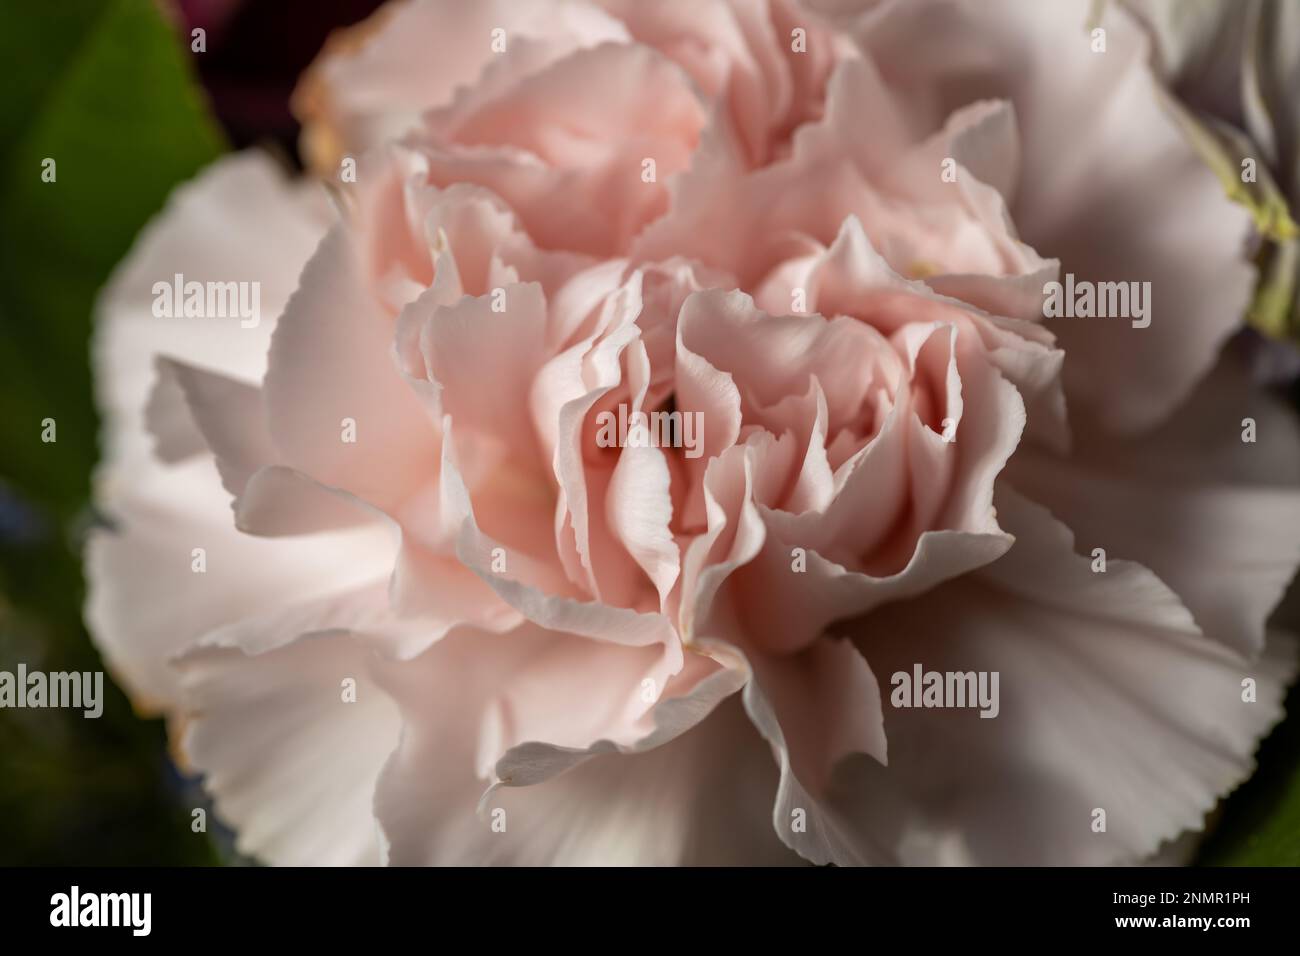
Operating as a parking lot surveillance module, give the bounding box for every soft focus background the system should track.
[0,0,1297,865]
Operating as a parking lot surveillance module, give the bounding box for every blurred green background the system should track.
[0,0,1297,865]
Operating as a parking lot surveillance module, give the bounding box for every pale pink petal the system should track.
[606,443,681,607]
[176,625,403,866]
[834,489,1296,865]
[596,0,840,165]
[94,152,328,475]
[419,43,706,257]
[1008,356,1300,656]
[263,225,440,513]
[85,457,397,710]
[146,359,273,496]
[856,0,1257,433]
[234,466,380,537]
[295,0,630,162]
[740,639,892,865]
[366,623,737,853]
[477,637,744,793]
[376,670,792,865]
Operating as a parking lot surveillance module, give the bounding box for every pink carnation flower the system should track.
[87,0,1299,865]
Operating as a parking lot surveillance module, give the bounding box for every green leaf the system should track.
[0,0,225,517]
